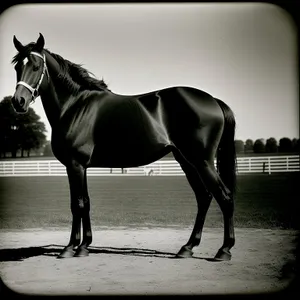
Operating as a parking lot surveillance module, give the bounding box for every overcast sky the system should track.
[0,3,298,141]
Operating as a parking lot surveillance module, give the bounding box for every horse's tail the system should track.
[215,98,237,194]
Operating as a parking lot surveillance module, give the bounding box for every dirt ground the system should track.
[0,227,298,295]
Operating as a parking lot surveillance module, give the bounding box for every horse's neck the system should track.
[39,81,61,128]
[39,52,68,128]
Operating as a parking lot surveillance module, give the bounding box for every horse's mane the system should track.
[12,43,109,95]
[45,49,109,94]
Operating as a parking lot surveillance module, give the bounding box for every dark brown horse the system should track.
[11,33,236,260]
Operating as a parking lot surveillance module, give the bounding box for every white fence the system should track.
[0,155,298,177]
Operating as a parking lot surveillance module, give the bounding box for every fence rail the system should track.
[0,155,299,177]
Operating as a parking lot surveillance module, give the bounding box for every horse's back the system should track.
[134,86,224,139]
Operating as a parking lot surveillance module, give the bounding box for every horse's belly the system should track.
[90,128,170,167]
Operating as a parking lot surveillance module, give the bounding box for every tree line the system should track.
[0,95,299,158]
[235,138,299,155]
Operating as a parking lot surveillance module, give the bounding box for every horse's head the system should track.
[11,33,49,113]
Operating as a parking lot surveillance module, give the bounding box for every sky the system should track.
[0,3,298,142]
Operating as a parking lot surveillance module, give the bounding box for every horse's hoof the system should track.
[57,248,75,259]
[214,249,232,261]
[74,247,89,257]
[176,246,193,258]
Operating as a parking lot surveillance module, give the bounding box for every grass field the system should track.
[0,173,299,230]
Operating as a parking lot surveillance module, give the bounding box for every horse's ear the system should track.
[35,33,45,52]
[13,35,24,52]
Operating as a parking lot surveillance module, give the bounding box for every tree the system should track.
[292,138,300,153]
[244,139,254,153]
[0,97,20,158]
[265,137,278,153]
[234,140,244,154]
[19,116,47,157]
[0,96,47,157]
[279,137,293,153]
[43,140,54,157]
[253,139,265,153]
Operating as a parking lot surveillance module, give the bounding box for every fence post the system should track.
[249,158,251,172]
[12,162,15,175]
[286,156,289,171]
[268,157,271,174]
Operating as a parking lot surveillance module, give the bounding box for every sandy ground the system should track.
[0,227,298,295]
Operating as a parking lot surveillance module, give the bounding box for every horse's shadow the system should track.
[0,245,218,262]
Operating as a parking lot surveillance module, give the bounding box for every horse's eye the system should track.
[33,65,39,72]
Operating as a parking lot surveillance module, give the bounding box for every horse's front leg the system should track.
[58,162,91,258]
[75,169,93,257]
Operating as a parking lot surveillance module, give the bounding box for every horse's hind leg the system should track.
[173,150,213,258]
[196,160,235,261]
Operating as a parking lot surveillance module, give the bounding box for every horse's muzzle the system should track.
[11,96,28,114]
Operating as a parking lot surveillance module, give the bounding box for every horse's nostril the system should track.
[19,97,25,107]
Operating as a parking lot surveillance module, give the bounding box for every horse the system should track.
[10,33,236,260]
